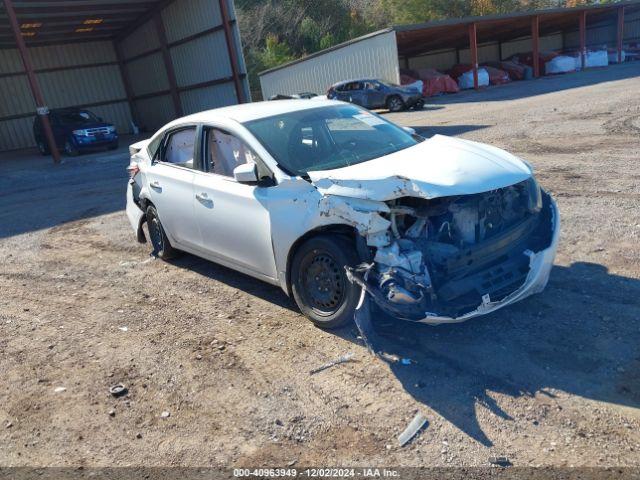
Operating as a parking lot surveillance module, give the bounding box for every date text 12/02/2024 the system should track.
[233,468,400,477]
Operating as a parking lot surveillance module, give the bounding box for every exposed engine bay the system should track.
[347,178,555,320]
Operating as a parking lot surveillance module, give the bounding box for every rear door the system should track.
[144,125,202,249]
[192,126,277,279]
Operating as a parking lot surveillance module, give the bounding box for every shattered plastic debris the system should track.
[488,456,512,467]
[109,384,128,397]
[118,326,128,332]
[53,386,67,393]
[398,412,428,447]
[352,293,378,355]
[309,352,355,375]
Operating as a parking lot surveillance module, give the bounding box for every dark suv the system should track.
[327,79,423,112]
[33,108,118,156]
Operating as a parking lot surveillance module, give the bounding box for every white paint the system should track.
[309,134,532,201]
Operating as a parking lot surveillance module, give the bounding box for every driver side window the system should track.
[206,128,258,178]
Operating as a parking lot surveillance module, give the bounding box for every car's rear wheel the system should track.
[291,235,360,329]
[146,204,176,260]
[386,95,404,112]
[64,138,79,157]
[413,99,425,110]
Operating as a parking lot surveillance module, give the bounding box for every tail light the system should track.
[126,162,139,179]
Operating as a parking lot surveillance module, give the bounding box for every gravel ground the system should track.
[0,62,639,470]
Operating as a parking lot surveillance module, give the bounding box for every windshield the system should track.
[243,105,418,175]
[55,110,100,125]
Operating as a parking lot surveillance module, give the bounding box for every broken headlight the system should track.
[525,176,543,213]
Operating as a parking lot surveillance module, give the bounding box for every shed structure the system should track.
[0,0,249,161]
[259,1,640,100]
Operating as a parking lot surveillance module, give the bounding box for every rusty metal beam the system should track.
[532,15,540,78]
[617,6,625,64]
[468,22,478,90]
[218,0,244,103]
[3,0,60,163]
[6,3,154,15]
[153,12,182,117]
[579,11,587,70]
[114,40,139,130]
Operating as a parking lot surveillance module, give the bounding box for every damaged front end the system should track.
[344,178,559,324]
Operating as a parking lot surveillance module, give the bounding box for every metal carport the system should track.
[258,1,640,101]
[0,0,249,163]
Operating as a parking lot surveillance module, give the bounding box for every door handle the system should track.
[196,192,212,204]
[150,181,161,189]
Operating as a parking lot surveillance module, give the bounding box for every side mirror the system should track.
[402,126,416,135]
[233,163,258,184]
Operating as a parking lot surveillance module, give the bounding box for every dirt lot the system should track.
[1,62,639,470]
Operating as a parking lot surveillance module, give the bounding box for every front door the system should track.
[192,127,277,279]
[145,126,202,249]
[365,81,387,109]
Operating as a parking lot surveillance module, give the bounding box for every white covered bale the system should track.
[585,50,609,68]
[545,55,576,74]
[457,68,490,89]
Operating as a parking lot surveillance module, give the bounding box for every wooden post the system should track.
[218,0,244,103]
[154,12,183,117]
[617,6,625,64]
[579,11,587,70]
[468,22,478,90]
[4,0,61,163]
[532,15,540,78]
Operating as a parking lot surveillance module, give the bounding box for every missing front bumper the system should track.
[348,192,560,325]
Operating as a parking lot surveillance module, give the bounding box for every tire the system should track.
[412,99,425,110]
[386,95,404,112]
[290,235,361,329]
[146,204,177,260]
[64,138,79,157]
[37,141,49,156]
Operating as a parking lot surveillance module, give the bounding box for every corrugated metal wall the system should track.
[0,0,248,152]
[259,30,400,99]
[407,33,563,70]
[0,41,132,151]
[564,9,640,48]
[118,0,250,133]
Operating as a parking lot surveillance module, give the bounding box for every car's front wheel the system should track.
[37,141,49,155]
[291,235,361,329]
[64,138,79,156]
[146,204,176,260]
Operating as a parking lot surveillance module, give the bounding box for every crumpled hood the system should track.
[308,134,533,201]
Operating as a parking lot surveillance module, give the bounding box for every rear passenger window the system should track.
[162,128,196,169]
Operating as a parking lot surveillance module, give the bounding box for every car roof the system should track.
[166,99,347,126]
[331,79,378,87]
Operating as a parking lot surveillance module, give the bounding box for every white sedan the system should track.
[126,100,559,329]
